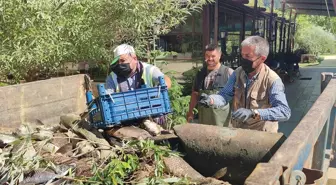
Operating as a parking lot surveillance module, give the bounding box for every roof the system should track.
[285,0,336,16]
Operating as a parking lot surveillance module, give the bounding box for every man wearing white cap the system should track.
[105,44,171,131]
[106,44,171,92]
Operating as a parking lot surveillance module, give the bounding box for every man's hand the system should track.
[186,111,194,123]
[198,93,212,107]
[232,108,254,122]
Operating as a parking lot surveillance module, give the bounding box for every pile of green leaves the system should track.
[1,131,186,185]
[0,129,58,184]
[85,139,182,185]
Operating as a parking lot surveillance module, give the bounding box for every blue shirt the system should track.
[209,71,291,121]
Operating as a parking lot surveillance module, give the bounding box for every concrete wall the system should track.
[0,75,87,134]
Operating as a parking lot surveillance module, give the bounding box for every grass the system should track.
[156,59,203,64]
[300,62,320,67]
[320,54,336,57]
[0,82,9,87]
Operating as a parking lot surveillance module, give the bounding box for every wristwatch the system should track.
[251,109,261,120]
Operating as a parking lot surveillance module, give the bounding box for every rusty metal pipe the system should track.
[173,124,286,184]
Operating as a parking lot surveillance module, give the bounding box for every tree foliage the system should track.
[294,15,336,54]
[299,15,336,33]
[0,0,211,82]
[248,1,336,55]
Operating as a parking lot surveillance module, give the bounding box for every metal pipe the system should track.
[292,13,298,52]
[263,18,266,38]
[269,0,274,53]
[202,5,210,54]
[274,20,278,53]
[283,24,287,53]
[214,0,218,44]
[252,0,258,35]
[279,1,285,53]
[174,124,287,184]
[287,9,293,53]
[242,12,246,38]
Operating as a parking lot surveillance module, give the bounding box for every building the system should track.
[159,0,297,68]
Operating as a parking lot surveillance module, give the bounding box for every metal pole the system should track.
[202,5,210,55]
[328,105,336,154]
[252,0,258,35]
[269,0,274,54]
[287,9,292,53]
[242,12,246,41]
[274,20,278,53]
[214,0,218,44]
[321,73,336,153]
[279,1,285,53]
[153,29,156,66]
[292,13,297,52]
[283,24,287,53]
[240,12,246,67]
[312,73,334,170]
[263,18,266,38]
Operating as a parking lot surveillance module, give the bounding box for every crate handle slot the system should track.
[105,89,115,103]
[88,108,98,117]
[140,106,150,109]
[152,104,161,108]
[140,97,149,101]
[158,85,161,98]
[157,85,161,98]
[87,99,96,109]
[109,94,115,103]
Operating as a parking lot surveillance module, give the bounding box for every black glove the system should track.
[232,108,254,122]
[198,93,211,107]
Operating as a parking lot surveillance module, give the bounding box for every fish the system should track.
[0,133,17,147]
[20,165,74,185]
[142,119,164,136]
[212,167,228,179]
[20,170,57,185]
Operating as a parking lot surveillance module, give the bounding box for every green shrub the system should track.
[181,66,201,96]
[165,73,191,129]
[317,57,324,64]
[295,25,336,55]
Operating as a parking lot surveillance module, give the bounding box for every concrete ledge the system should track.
[328,167,336,185]
[0,75,87,134]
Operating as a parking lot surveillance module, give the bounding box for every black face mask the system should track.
[241,57,259,74]
[111,63,132,78]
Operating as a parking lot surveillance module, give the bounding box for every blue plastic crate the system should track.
[87,76,172,128]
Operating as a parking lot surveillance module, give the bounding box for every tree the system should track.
[0,0,212,82]
[303,15,336,34]
[0,0,73,81]
[294,24,336,55]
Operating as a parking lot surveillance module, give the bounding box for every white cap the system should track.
[111,44,135,64]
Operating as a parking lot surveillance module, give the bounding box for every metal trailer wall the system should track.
[0,74,87,134]
[245,72,336,185]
